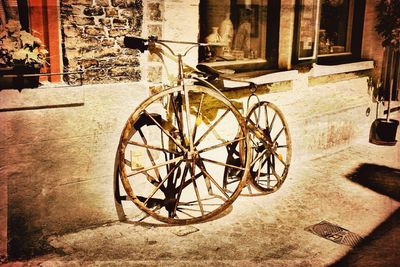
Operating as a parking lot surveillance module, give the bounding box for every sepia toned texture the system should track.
[1,0,399,265]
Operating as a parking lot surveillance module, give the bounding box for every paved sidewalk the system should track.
[3,138,400,266]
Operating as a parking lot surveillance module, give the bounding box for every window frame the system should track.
[198,0,281,72]
[292,0,366,66]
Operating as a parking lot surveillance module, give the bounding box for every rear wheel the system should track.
[247,101,292,193]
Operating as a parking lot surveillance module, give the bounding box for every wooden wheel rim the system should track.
[117,85,251,224]
[247,101,292,194]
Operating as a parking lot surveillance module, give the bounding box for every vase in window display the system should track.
[206,27,222,43]
[206,27,223,60]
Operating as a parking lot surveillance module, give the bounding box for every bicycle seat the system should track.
[196,64,221,79]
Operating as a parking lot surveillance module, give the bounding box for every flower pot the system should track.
[0,65,40,90]
[369,118,399,146]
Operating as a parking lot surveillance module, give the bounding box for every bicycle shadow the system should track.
[113,152,235,227]
[330,163,400,266]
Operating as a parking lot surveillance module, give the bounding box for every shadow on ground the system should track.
[331,163,400,266]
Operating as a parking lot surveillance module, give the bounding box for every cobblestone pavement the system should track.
[3,138,400,266]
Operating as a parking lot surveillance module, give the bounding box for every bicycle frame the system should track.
[143,36,276,158]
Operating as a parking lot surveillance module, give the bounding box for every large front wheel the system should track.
[117,85,251,224]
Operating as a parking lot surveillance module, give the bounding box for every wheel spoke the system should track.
[198,136,246,154]
[143,111,186,152]
[196,162,230,199]
[194,109,230,146]
[127,156,184,177]
[180,171,205,192]
[271,150,288,166]
[177,207,211,213]
[192,93,205,142]
[200,156,246,171]
[257,153,283,185]
[143,160,183,206]
[259,154,269,169]
[123,157,159,183]
[255,153,263,182]
[189,162,205,216]
[176,208,196,219]
[269,109,277,131]
[249,135,258,147]
[266,157,272,188]
[123,158,132,168]
[138,129,162,183]
[172,162,190,217]
[250,149,267,167]
[248,118,272,143]
[273,126,285,143]
[170,94,185,142]
[179,198,222,206]
[138,205,162,222]
[127,140,180,155]
[269,163,283,184]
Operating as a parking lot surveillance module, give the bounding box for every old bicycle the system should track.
[114,36,291,224]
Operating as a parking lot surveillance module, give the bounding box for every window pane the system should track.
[318,0,352,55]
[296,0,319,60]
[199,0,268,65]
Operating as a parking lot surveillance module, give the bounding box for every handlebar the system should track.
[124,35,220,56]
[124,36,148,52]
[123,36,256,88]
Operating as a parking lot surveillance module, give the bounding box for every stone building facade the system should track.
[1,0,397,260]
[60,0,143,83]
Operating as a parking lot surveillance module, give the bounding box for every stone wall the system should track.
[59,0,200,86]
[60,0,143,84]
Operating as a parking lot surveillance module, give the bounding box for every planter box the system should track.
[0,65,40,90]
[369,118,399,146]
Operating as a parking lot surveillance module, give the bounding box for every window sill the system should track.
[204,58,267,68]
[317,52,352,58]
[310,60,374,77]
[0,85,84,112]
[223,69,299,89]
[202,58,270,72]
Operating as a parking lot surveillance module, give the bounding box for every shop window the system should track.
[293,0,365,64]
[199,0,280,72]
[318,0,353,56]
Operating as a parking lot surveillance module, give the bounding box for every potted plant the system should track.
[369,0,399,145]
[0,19,48,89]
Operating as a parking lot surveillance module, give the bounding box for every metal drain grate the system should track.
[305,220,363,246]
